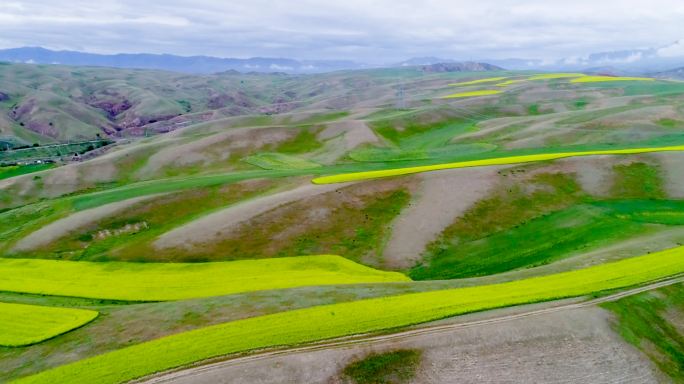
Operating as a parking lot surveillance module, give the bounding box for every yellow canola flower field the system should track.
[0,256,409,301]
[0,302,98,347]
[448,77,508,86]
[497,79,525,86]
[16,244,684,384]
[441,90,502,99]
[528,73,585,80]
[571,76,654,83]
[312,145,684,184]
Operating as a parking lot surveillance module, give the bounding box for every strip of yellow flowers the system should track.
[312,145,684,184]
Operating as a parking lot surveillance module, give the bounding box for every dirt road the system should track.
[140,275,684,384]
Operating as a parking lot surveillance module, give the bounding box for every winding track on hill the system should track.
[140,274,684,384]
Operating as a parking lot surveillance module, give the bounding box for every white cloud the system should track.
[269,64,293,71]
[1,0,684,62]
[658,40,684,57]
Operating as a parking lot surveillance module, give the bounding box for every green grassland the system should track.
[0,302,98,347]
[412,204,650,280]
[412,161,676,280]
[603,283,684,381]
[15,244,684,384]
[0,256,408,301]
[0,163,53,180]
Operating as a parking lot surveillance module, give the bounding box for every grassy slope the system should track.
[145,184,411,265]
[0,302,97,347]
[603,283,684,381]
[412,172,583,279]
[412,204,649,280]
[9,181,276,261]
[15,244,684,384]
[2,70,684,377]
[412,161,671,280]
[0,256,409,301]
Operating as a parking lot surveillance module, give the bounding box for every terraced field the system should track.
[4,66,684,383]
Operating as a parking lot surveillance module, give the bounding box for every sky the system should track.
[2,0,684,63]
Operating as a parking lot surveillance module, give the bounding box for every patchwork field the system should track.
[4,65,684,383]
[15,244,684,383]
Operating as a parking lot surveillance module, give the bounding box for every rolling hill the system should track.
[3,65,684,383]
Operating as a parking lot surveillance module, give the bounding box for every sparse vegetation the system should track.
[611,162,665,199]
[168,185,411,265]
[343,349,422,384]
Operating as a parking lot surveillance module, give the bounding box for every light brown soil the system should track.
[549,155,617,196]
[652,151,684,198]
[314,120,379,164]
[383,167,502,269]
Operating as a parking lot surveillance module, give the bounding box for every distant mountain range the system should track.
[654,66,684,80]
[0,47,370,74]
[0,47,506,75]
[2,43,684,75]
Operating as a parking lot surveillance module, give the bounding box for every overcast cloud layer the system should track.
[2,0,684,62]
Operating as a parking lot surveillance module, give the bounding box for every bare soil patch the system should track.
[383,167,502,269]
